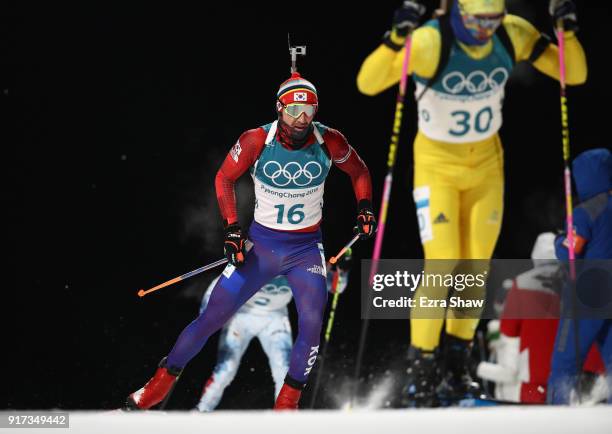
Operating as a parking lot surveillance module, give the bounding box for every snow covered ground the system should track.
[3,406,611,434]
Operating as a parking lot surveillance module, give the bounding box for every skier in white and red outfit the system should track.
[126,72,375,410]
[477,233,605,403]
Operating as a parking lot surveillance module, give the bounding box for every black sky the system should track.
[6,0,612,409]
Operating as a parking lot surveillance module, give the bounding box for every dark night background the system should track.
[5,0,612,410]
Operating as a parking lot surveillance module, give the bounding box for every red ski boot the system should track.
[126,357,182,410]
[274,382,303,410]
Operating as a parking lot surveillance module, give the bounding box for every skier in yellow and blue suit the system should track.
[357,0,587,405]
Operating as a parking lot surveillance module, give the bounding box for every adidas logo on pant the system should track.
[433,213,449,224]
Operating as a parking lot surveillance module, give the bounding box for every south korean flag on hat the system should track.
[294,92,308,102]
[277,72,318,106]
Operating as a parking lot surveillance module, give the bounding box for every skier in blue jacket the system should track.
[548,148,612,404]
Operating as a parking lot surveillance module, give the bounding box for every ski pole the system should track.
[353,11,416,402]
[137,258,228,298]
[476,330,491,396]
[368,31,413,281]
[556,18,581,403]
[329,234,360,265]
[557,22,576,277]
[434,0,449,17]
[308,268,345,408]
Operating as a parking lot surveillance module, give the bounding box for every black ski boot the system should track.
[402,346,440,408]
[436,335,481,405]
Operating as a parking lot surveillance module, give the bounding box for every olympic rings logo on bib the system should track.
[442,67,509,95]
[262,161,323,187]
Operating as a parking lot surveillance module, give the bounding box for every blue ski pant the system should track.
[548,318,612,404]
[166,221,328,384]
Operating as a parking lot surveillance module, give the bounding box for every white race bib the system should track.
[252,170,325,230]
[416,68,507,143]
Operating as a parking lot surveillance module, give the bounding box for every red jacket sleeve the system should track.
[215,128,266,225]
[500,280,522,337]
[323,128,372,205]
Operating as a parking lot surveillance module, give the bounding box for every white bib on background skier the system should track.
[202,275,293,315]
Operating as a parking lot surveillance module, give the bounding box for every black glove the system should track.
[393,1,426,37]
[356,200,377,239]
[223,223,247,266]
[549,0,578,32]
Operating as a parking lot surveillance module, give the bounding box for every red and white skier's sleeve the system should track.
[323,128,372,204]
[500,280,523,338]
[215,128,266,225]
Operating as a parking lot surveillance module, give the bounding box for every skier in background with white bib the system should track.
[357,0,586,406]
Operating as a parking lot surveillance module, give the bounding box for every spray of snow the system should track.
[330,375,397,411]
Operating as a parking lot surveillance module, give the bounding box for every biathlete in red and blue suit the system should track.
[126,72,375,410]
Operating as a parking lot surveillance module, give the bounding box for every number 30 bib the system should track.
[414,23,513,144]
[251,121,332,230]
